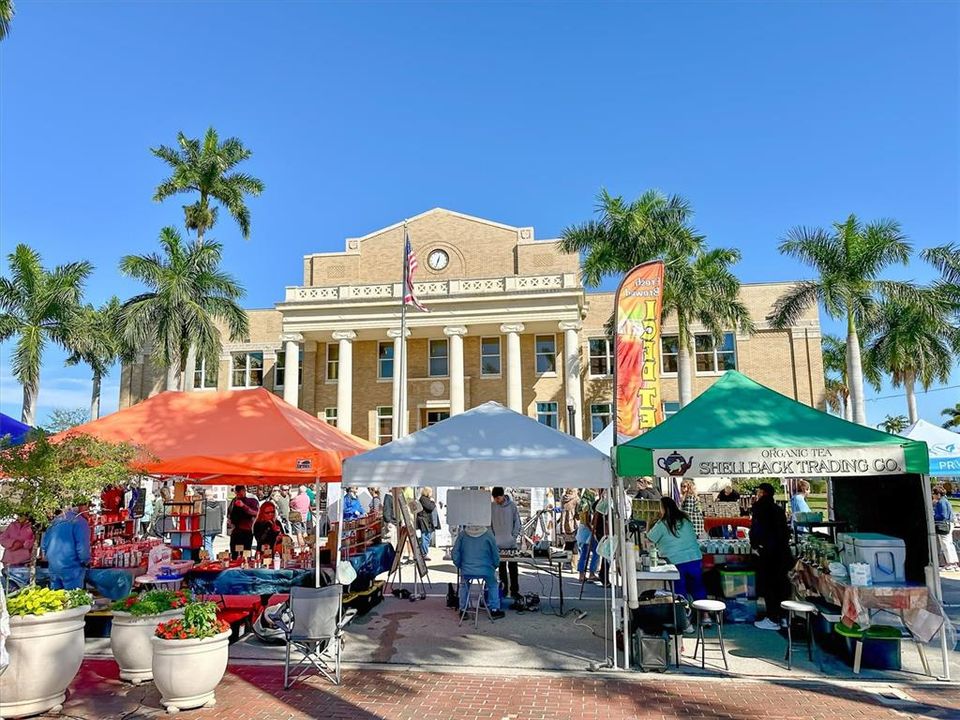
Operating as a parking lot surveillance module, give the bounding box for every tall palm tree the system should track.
[821,334,881,420]
[152,127,265,243]
[561,189,753,407]
[65,297,125,420]
[119,227,249,390]
[943,403,960,430]
[0,245,92,424]
[768,214,914,426]
[878,415,909,435]
[866,288,960,424]
[0,0,14,41]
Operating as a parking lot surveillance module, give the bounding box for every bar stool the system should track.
[458,577,494,628]
[781,600,817,669]
[691,599,728,670]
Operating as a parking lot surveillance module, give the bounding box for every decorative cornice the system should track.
[280,332,304,343]
[558,321,582,332]
[387,328,411,339]
[331,330,357,341]
[499,323,526,334]
[443,326,468,337]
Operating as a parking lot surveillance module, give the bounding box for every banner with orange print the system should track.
[615,261,665,438]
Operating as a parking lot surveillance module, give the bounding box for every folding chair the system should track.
[458,576,494,628]
[272,585,357,688]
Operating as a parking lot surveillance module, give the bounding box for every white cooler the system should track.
[838,533,906,584]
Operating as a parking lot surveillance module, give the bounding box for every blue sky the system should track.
[1,1,957,427]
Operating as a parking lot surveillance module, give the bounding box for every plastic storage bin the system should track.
[719,569,756,598]
[834,623,902,670]
[723,598,758,623]
[838,533,906,583]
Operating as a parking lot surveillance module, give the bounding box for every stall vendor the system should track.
[343,487,365,520]
[645,497,706,602]
[750,482,792,631]
[491,487,522,600]
[716,481,740,503]
[253,501,284,552]
[452,525,505,619]
[0,515,35,566]
[40,504,91,590]
[228,485,260,559]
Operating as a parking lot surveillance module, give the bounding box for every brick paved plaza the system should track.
[51,659,959,720]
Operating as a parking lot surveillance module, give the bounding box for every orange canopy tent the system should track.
[54,388,373,484]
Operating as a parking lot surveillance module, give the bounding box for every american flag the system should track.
[403,230,428,312]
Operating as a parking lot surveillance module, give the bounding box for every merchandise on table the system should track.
[91,538,161,569]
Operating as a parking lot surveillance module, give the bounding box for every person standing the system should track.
[416,488,440,559]
[491,487,522,599]
[274,487,291,533]
[40,504,91,590]
[228,485,259,559]
[680,479,705,538]
[289,486,310,548]
[635,478,663,501]
[933,486,959,571]
[576,489,600,582]
[368,488,383,515]
[750,482,793,630]
[200,489,225,560]
[645,498,706,602]
[716,481,740,503]
[382,489,398,549]
[343,487,365,520]
[452,525,505,619]
[0,515,35,567]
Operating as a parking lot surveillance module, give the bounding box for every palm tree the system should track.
[561,189,753,406]
[0,0,14,41]
[943,403,960,430]
[866,288,960,424]
[119,227,249,390]
[0,245,92,425]
[878,415,909,435]
[151,127,265,243]
[65,297,125,420]
[821,334,881,421]
[768,214,914,426]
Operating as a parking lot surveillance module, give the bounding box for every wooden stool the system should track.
[691,599,728,670]
[781,600,818,670]
[458,577,494,628]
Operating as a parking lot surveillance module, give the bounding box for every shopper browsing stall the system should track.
[200,489,225,559]
[932,485,958,571]
[576,489,600,582]
[40,503,91,590]
[750,482,793,630]
[645,497,706,601]
[491,487,522,599]
[0,515,34,567]
[228,485,259,559]
[417,488,440,558]
[289,486,310,547]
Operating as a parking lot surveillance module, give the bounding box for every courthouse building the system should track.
[119,208,826,442]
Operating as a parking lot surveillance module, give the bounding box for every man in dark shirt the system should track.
[750,482,792,630]
[228,485,259,559]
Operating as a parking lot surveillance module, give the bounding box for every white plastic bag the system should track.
[848,562,872,587]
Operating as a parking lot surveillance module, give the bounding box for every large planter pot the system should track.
[0,605,91,719]
[110,609,185,684]
[151,629,231,714]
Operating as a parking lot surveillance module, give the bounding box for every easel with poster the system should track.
[386,489,431,599]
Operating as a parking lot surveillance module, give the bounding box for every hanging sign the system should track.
[651,446,907,478]
[615,261,665,438]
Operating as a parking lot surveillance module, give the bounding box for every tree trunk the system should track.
[677,323,694,407]
[842,392,852,422]
[182,345,197,392]
[904,371,918,425]
[165,363,179,391]
[21,380,38,426]
[846,314,867,426]
[90,372,102,420]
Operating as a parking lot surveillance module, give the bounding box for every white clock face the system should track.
[428,249,449,271]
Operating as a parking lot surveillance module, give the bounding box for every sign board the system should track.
[446,489,493,527]
[652,446,908,478]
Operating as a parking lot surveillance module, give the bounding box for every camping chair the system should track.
[272,585,356,688]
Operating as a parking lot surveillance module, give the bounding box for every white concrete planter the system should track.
[151,629,231,714]
[0,604,91,719]
[110,608,185,684]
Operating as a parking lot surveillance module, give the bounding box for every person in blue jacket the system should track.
[342,487,365,520]
[41,502,91,590]
[452,525,504,618]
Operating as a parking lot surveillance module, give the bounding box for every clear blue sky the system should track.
[1,1,957,427]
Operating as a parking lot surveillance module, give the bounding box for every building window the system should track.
[230,351,263,388]
[426,410,450,426]
[428,339,448,377]
[275,349,303,387]
[376,406,393,445]
[480,337,501,376]
[323,408,337,427]
[663,402,681,418]
[661,335,679,374]
[193,358,217,390]
[536,401,558,430]
[378,341,394,380]
[589,403,612,439]
[695,333,737,373]
[588,338,613,377]
[535,335,557,374]
[326,343,339,382]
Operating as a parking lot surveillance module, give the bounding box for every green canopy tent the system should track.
[615,371,950,679]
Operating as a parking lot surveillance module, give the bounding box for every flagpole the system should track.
[398,221,408,439]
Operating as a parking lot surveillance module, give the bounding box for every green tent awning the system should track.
[616,371,929,478]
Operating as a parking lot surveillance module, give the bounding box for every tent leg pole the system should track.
[921,474,950,681]
[607,493,618,670]
[315,476,322,588]
[617,478,631,671]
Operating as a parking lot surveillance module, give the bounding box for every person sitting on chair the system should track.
[452,525,504,619]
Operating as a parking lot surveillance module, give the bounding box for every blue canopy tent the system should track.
[903,419,960,477]
[0,412,33,445]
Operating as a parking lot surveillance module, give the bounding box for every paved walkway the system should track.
[53,660,959,720]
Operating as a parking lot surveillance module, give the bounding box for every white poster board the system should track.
[446,489,493,527]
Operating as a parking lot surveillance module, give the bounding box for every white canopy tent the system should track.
[587,422,633,458]
[903,419,960,477]
[343,401,614,489]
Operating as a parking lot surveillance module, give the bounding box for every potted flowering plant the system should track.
[0,587,92,719]
[109,589,192,683]
[151,600,231,713]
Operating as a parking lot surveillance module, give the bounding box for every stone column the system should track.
[500,323,525,413]
[444,326,468,415]
[559,321,584,438]
[387,328,410,439]
[281,333,303,408]
[332,330,356,434]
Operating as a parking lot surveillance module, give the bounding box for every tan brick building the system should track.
[119,208,825,442]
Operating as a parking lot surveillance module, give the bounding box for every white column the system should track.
[444,326,468,415]
[560,321,583,438]
[332,330,356,434]
[387,328,410,439]
[500,323,525,413]
[281,333,303,408]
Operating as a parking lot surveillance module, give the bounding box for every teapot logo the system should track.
[657,451,693,476]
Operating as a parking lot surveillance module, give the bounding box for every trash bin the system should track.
[833,623,902,670]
